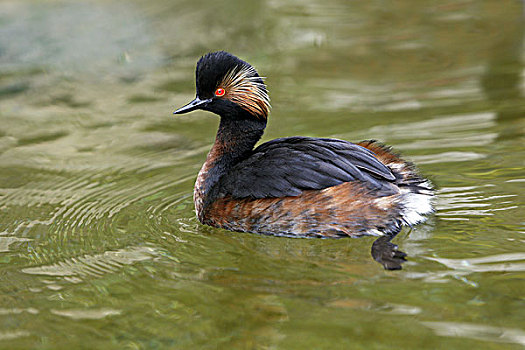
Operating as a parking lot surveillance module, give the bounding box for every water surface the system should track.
[1,0,524,348]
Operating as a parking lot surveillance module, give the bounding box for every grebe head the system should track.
[173,51,270,120]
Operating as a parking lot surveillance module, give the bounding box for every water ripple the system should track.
[435,186,518,219]
[411,151,486,164]
[0,233,31,252]
[0,331,30,341]
[367,112,496,139]
[426,253,525,272]
[22,246,157,280]
[422,321,525,346]
[51,308,121,320]
[406,253,525,284]
[0,308,38,315]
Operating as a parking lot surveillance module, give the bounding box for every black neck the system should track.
[201,115,266,202]
[216,116,266,156]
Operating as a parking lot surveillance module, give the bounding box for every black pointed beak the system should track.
[173,97,212,115]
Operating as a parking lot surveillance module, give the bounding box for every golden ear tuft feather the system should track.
[218,65,271,119]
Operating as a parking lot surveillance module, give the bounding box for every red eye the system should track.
[215,88,225,97]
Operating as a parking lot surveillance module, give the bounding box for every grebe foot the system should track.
[371,235,407,270]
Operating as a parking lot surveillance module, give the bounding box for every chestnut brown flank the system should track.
[203,181,403,238]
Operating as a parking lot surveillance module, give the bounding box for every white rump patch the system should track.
[400,181,435,226]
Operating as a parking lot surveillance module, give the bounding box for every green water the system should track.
[1,0,524,348]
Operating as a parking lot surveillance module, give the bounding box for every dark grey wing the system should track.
[216,137,397,199]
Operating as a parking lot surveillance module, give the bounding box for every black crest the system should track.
[196,51,249,97]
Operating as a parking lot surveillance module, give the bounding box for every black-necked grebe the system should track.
[173,51,434,269]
